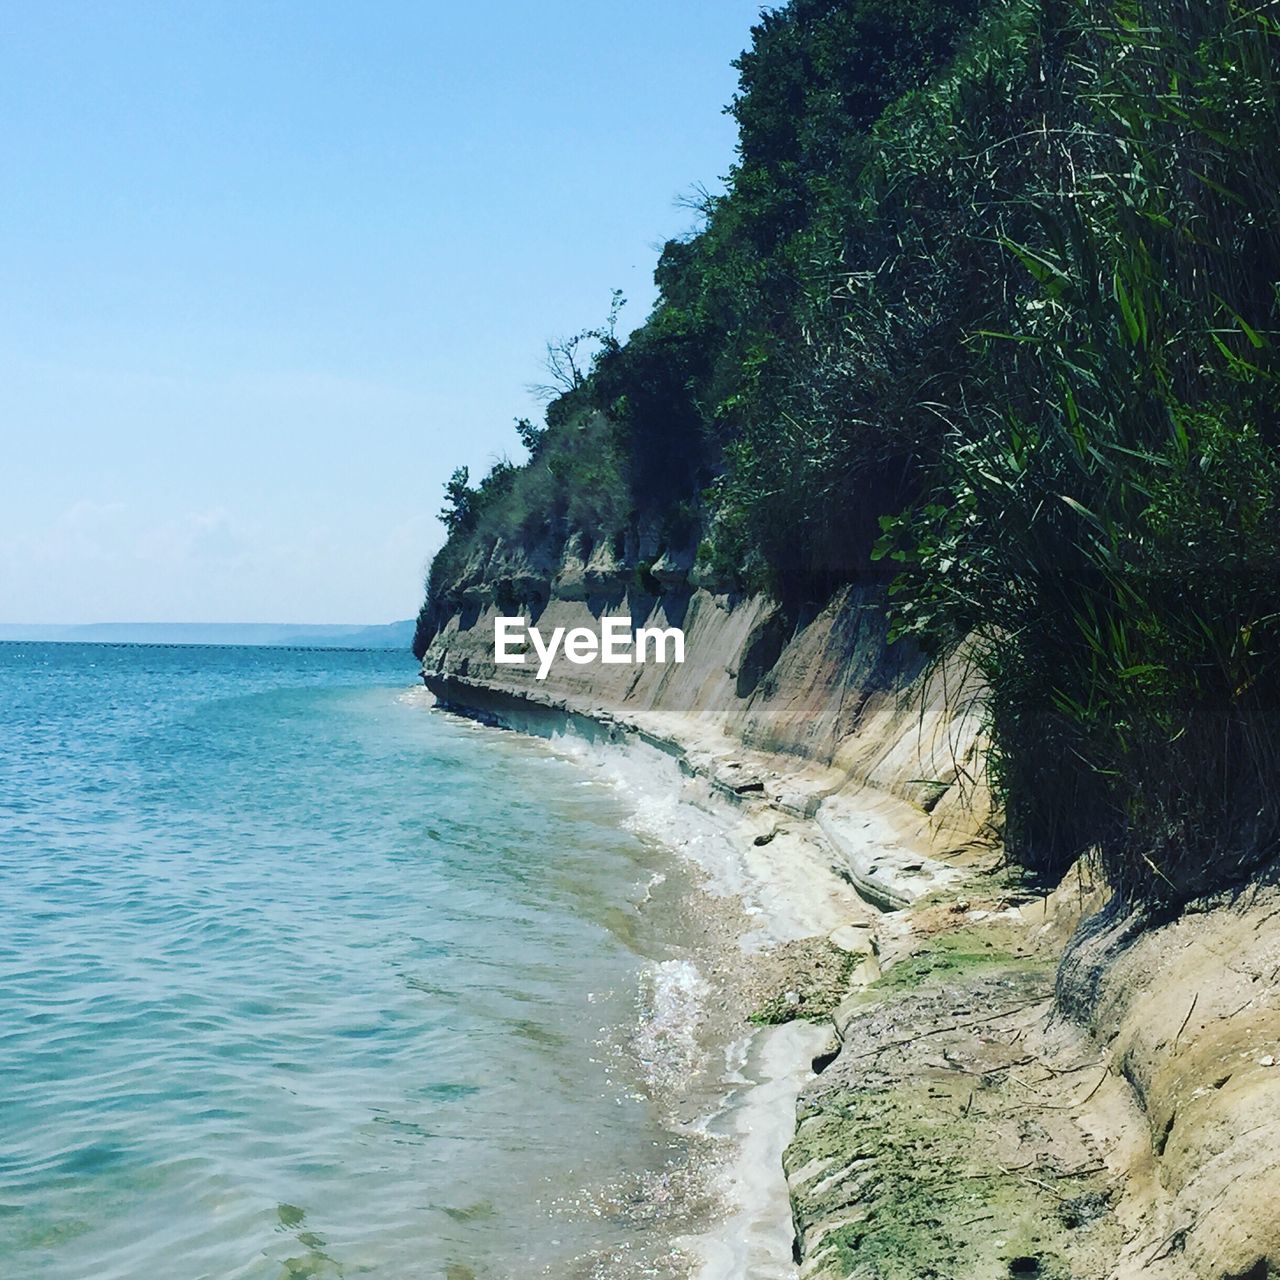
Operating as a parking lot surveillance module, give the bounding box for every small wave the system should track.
[393,686,433,707]
[635,959,711,1101]
[639,870,668,903]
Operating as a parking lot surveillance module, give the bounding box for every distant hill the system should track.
[0,620,417,649]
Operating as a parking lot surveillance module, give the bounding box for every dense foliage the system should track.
[880,0,1280,905]
[418,0,1280,908]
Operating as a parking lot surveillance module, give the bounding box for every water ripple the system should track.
[0,643,702,1279]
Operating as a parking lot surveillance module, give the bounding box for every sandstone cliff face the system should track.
[1058,889,1280,1279]
[422,530,989,836]
[419,534,1280,1280]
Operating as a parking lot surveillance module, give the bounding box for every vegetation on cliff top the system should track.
[417,0,1280,909]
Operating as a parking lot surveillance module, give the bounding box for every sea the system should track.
[0,642,756,1280]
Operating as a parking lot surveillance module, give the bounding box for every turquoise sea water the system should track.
[0,644,719,1279]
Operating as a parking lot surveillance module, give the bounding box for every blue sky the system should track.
[0,1,760,623]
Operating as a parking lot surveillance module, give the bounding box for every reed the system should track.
[885,0,1280,905]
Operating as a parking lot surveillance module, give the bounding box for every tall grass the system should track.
[885,0,1280,905]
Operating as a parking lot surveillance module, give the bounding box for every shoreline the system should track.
[680,1019,834,1280]
[423,670,886,1279]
